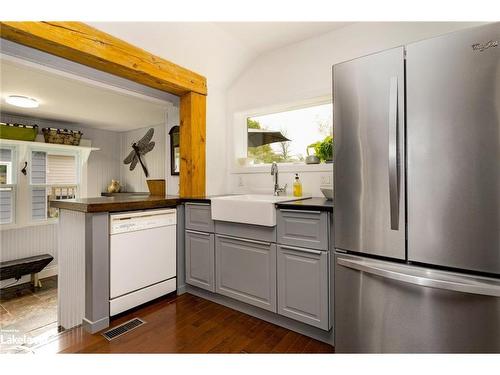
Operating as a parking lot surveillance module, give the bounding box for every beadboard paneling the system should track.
[120,124,165,192]
[0,223,58,263]
[57,209,85,329]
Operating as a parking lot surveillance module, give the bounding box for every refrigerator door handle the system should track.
[337,256,500,297]
[388,76,400,230]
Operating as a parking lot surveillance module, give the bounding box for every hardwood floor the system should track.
[35,293,334,354]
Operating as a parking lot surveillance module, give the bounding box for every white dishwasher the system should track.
[109,208,176,316]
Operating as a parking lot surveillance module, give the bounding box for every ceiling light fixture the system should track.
[6,95,39,108]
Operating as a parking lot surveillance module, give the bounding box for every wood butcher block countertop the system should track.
[50,195,182,213]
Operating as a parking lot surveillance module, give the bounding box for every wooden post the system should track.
[180,92,206,197]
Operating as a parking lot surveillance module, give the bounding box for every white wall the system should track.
[226,22,486,197]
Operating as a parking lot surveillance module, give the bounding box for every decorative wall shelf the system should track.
[0,138,99,163]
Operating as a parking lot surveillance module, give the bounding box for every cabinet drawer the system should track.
[185,203,214,232]
[185,230,215,292]
[277,245,330,330]
[277,209,329,250]
[215,234,277,312]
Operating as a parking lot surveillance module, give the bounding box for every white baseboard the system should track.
[0,264,58,289]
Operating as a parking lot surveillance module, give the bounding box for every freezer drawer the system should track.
[334,253,500,353]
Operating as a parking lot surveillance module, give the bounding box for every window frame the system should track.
[28,147,80,224]
[231,95,333,174]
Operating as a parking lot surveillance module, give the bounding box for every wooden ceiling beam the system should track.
[0,22,207,96]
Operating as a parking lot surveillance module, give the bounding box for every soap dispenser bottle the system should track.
[293,173,303,197]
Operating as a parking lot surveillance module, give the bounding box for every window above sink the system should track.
[231,96,334,174]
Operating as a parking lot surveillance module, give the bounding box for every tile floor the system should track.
[0,276,61,353]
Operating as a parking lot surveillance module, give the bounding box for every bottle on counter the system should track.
[293,173,303,197]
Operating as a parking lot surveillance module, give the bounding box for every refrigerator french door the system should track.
[333,23,500,353]
[333,46,405,260]
[407,24,500,274]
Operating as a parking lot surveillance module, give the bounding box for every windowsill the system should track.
[230,162,333,174]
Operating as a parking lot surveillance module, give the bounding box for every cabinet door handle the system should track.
[279,245,323,255]
[217,234,271,246]
[186,229,211,236]
[186,202,210,207]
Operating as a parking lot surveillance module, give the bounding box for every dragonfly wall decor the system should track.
[123,128,155,177]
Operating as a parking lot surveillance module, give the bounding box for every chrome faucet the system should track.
[271,162,287,196]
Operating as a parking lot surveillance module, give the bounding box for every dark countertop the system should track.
[275,197,334,212]
[51,193,333,213]
[101,192,215,203]
[51,195,181,213]
[52,193,216,213]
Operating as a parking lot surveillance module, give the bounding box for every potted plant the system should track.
[314,135,333,163]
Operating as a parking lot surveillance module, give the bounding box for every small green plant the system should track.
[310,135,333,162]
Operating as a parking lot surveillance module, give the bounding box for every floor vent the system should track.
[102,318,145,341]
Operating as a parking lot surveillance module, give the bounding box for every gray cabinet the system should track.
[215,234,277,312]
[185,203,214,233]
[277,209,329,251]
[185,230,215,292]
[277,245,330,330]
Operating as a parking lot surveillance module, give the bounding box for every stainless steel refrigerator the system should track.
[333,23,500,353]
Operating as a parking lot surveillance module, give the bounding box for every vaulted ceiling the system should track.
[88,22,353,90]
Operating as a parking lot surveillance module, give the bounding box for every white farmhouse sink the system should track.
[211,194,306,227]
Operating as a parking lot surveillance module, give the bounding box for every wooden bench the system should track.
[0,254,54,288]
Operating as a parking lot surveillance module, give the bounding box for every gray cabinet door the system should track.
[277,209,329,250]
[185,203,214,233]
[185,230,215,292]
[215,234,277,312]
[277,245,330,330]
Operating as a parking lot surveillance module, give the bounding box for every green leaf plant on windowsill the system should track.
[307,135,333,163]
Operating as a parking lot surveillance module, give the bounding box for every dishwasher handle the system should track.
[110,208,177,222]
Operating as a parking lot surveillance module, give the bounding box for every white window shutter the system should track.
[31,187,47,221]
[31,151,47,184]
[0,148,14,224]
[0,188,13,224]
